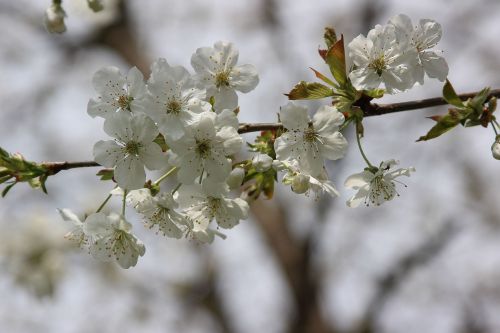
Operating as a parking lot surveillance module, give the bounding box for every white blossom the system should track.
[88,66,148,118]
[276,160,339,198]
[93,112,166,190]
[57,208,88,248]
[146,58,211,140]
[389,14,448,84]
[84,212,145,269]
[348,24,418,93]
[274,103,348,175]
[177,179,249,232]
[191,41,259,111]
[168,112,242,184]
[344,159,415,207]
[136,192,188,239]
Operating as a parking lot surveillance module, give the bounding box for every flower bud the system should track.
[492,139,500,160]
[291,174,309,194]
[252,153,273,172]
[226,167,245,190]
[44,3,66,34]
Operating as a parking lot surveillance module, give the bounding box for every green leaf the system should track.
[443,80,464,108]
[325,35,347,86]
[417,108,471,141]
[309,67,338,88]
[2,182,15,197]
[97,169,114,181]
[285,81,334,100]
[466,87,490,114]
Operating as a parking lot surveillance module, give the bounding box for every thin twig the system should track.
[43,161,101,174]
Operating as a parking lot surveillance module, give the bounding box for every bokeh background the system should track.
[1,0,500,332]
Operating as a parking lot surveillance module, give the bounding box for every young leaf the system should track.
[323,27,337,48]
[443,80,464,108]
[309,67,338,88]
[417,108,471,141]
[285,81,334,100]
[325,35,347,86]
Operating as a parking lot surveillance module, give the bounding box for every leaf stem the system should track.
[96,193,112,213]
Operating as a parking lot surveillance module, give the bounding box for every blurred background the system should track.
[1,0,500,332]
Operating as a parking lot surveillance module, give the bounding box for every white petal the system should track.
[178,153,203,184]
[279,102,309,131]
[191,46,218,76]
[57,208,82,225]
[204,154,231,182]
[139,143,167,170]
[217,126,242,155]
[92,66,125,97]
[346,187,370,208]
[216,109,239,129]
[93,140,124,168]
[344,171,371,190]
[130,114,159,143]
[348,34,370,66]
[126,67,146,98]
[214,88,238,111]
[231,64,259,93]
[418,19,442,49]
[274,132,301,161]
[87,98,116,118]
[313,105,344,134]
[321,132,348,160]
[83,212,112,237]
[214,41,239,68]
[115,155,146,190]
[420,52,448,81]
[349,67,382,91]
[103,112,133,141]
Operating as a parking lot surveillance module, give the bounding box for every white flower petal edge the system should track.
[191,41,259,111]
[344,160,415,207]
[87,66,148,119]
[274,103,348,175]
[93,112,167,190]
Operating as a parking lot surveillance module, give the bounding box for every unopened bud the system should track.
[492,137,500,160]
[226,167,245,190]
[252,153,273,172]
[291,174,309,194]
[44,3,66,34]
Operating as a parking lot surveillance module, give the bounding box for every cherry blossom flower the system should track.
[136,192,189,239]
[252,153,273,172]
[344,159,415,207]
[492,138,500,160]
[167,112,242,184]
[58,208,88,248]
[145,58,211,140]
[274,160,339,198]
[348,24,418,93]
[191,41,259,111]
[389,14,448,84]
[177,179,249,232]
[87,66,147,118]
[274,103,348,175]
[93,112,166,190]
[83,212,145,269]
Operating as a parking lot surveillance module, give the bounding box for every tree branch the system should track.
[237,88,500,134]
[43,161,101,174]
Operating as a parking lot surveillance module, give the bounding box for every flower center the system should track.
[215,70,231,88]
[369,56,386,76]
[195,139,211,158]
[207,197,221,215]
[303,128,318,142]
[125,141,141,155]
[118,95,134,111]
[368,175,395,205]
[166,99,182,115]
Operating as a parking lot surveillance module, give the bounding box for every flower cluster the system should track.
[348,14,448,93]
[60,41,258,268]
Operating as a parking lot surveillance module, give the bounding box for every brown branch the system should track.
[237,88,500,134]
[43,161,101,174]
